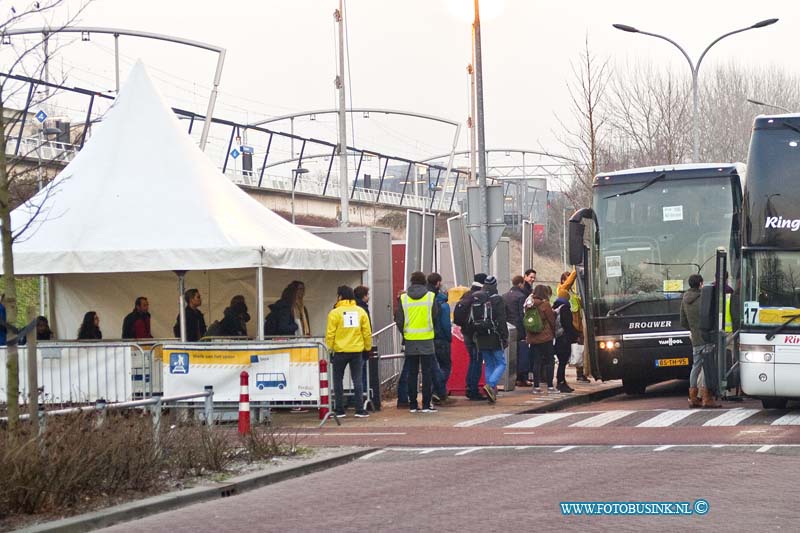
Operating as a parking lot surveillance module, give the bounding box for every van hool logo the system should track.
[765,217,800,231]
[628,321,672,329]
[658,338,684,346]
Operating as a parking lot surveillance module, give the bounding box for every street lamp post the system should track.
[613,18,778,163]
[746,98,791,113]
[291,168,309,224]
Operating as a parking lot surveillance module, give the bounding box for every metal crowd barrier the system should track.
[0,341,147,405]
[2,389,215,441]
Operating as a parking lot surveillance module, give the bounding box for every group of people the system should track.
[65,280,315,342]
[391,266,590,411]
[503,268,589,395]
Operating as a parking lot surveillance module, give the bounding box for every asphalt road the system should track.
[97,446,799,532]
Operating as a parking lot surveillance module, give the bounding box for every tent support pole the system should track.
[257,265,265,341]
[177,271,187,342]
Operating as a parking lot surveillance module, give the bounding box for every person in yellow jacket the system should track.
[558,269,590,383]
[326,285,373,418]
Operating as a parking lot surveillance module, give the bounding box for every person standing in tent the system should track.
[290,280,312,336]
[77,311,102,340]
[264,281,311,337]
[173,289,207,341]
[122,297,152,339]
[218,295,251,337]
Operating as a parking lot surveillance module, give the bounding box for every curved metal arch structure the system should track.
[248,107,460,128]
[422,148,576,164]
[250,108,463,213]
[2,26,226,152]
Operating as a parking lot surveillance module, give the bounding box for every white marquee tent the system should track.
[6,62,367,338]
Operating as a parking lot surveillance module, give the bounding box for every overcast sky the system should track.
[12,0,800,163]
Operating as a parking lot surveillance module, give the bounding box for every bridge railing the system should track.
[224,168,435,210]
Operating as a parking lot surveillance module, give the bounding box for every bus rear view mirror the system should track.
[569,221,585,265]
[568,208,594,265]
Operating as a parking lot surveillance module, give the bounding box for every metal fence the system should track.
[0,342,147,405]
[372,323,405,396]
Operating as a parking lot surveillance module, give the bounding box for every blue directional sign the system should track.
[230,148,240,159]
[240,145,254,154]
[35,110,47,123]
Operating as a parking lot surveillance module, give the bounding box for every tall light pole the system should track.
[335,1,350,226]
[613,18,778,163]
[473,0,490,274]
[291,168,308,224]
[747,98,791,113]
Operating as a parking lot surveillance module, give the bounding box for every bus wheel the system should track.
[761,398,788,409]
[623,379,647,395]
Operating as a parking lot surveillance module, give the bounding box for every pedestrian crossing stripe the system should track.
[455,408,800,429]
[702,409,760,427]
[636,410,695,428]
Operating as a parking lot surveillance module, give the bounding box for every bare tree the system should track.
[702,63,800,163]
[554,35,611,210]
[1,0,89,429]
[606,64,692,167]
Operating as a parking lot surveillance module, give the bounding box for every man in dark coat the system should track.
[503,275,529,386]
[173,289,207,341]
[680,274,720,408]
[473,276,508,403]
[122,297,153,339]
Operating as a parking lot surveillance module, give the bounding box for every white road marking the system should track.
[653,445,674,451]
[569,410,635,428]
[554,446,576,453]
[771,413,800,425]
[703,409,760,427]
[636,410,696,428]
[454,413,513,428]
[455,447,481,456]
[359,450,387,460]
[756,445,774,453]
[505,412,576,428]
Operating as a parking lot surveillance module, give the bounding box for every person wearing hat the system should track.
[473,276,508,403]
[460,273,488,400]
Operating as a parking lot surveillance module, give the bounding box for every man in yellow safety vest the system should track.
[394,271,440,413]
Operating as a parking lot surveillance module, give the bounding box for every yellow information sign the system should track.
[663,279,684,292]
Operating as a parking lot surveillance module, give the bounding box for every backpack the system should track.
[453,294,473,328]
[523,305,544,334]
[553,304,565,339]
[467,291,499,336]
[206,320,223,337]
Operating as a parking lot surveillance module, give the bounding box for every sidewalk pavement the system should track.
[270,366,623,429]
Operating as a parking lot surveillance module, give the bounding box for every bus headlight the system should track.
[741,344,774,363]
[598,340,621,350]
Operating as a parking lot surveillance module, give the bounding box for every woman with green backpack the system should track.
[523,284,557,394]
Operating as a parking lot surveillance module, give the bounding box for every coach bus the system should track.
[569,164,743,394]
[739,114,800,408]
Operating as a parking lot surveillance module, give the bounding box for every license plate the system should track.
[655,357,689,367]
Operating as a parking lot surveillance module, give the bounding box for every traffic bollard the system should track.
[238,371,250,435]
[319,358,330,420]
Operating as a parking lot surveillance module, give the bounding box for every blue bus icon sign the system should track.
[256,372,287,390]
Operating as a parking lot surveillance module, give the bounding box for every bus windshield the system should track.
[742,251,800,328]
[592,177,736,315]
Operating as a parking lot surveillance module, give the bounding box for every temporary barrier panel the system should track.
[161,342,322,403]
[0,343,137,404]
